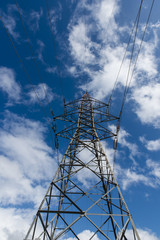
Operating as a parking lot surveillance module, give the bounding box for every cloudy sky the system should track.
[0,0,160,239]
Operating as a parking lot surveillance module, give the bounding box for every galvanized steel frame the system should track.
[25,93,140,240]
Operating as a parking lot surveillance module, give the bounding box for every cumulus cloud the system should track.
[0,112,57,206]
[70,126,154,191]
[75,146,99,188]
[67,0,160,135]
[0,66,54,106]
[109,125,139,162]
[66,228,159,240]
[126,228,159,240]
[115,156,160,190]
[93,0,119,42]
[73,140,115,188]
[0,207,33,240]
[27,83,55,104]
[101,140,115,168]
[132,83,160,127]
[66,229,100,240]
[115,164,155,190]
[0,66,21,103]
[67,0,128,99]
[0,112,59,239]
[118,128,139,159]
[67,0,159,102]
[79,44,131,99]
[140,136,160,151]
[136,37,158,78]
[69,20,97,65]
[147,159,160,178]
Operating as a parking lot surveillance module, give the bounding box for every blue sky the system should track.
[0,0,160,239]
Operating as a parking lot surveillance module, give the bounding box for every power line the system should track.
[126,0,155,95]
[46,0,66,163]
[119,0,155,120]
[46,0,66,106]
[119,0,143,120]
[108,0,144,106]
[111,0,144,171]
[14,0,54,118]
[112,0,155,170]
[0,13,58,151]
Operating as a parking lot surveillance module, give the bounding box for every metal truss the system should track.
[25,92,140,240]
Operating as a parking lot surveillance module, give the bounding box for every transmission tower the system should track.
[25,92,140,240]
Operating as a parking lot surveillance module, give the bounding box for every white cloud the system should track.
[60,127,158,193]
[77,230,100,240]
[0,207,33,240]
[36,39,46,64]
[0,67,54,106]
[75,147,99,188]
[147,159,160,178]
[0,112,58,206]
[92,0,119,43]
[140,136,160,151]
[66,229,100,240]
[118,128,139,159]
[46,66,57,73]
[69,20,97,65]
[126,228,159,240]
[132,83,160,127]
[109,125,139,161]
[71,127,150,191]
[101,140,115,168]
[76,166,97,188]
[80,45,131,99]
[74,141,114,188]
[48,4,62,34]
[67,1,121,91]
[66,228,160,240]
[67,0,160,112]
[115,164,155,190]
[25,39,45,64]
[67,0,129,99]
[0,6,19,39]
[136,38,158,78]
[27,83,54,104]
[28,8,43,32]
[2,14,18,38]
[0,66,21,103]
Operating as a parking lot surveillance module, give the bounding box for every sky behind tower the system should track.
[0,0,160,239]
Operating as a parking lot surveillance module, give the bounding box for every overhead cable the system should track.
[108,0,144,107]
[119,0,143,120]
[126,0,155,96]
[15,0,55,118]
[119,0,155,120]
[46,0,66,106]
[112,0,155,172]
[0,14,58,150]
[110,0,156,171]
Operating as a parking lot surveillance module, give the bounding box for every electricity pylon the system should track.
[25,92,140,240]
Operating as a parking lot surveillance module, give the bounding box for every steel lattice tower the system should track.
[25,92,140,240]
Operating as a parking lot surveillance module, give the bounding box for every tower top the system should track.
[55,94,119,141]
[82,91,90,98]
